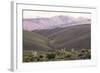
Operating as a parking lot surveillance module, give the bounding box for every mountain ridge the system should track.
[23,15,91,31]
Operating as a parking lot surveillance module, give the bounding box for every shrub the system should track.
[78,49,91,59]
[46,53,56,60]
[23,55,34,62]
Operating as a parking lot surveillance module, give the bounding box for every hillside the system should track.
[23,24,91,51]
[23,30,52,51]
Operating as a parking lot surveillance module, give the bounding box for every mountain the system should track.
[23,24,91,51]
[23,15,90,31]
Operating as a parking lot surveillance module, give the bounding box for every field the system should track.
[23,49,91,62]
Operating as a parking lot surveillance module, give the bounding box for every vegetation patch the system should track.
[23,49,91,62]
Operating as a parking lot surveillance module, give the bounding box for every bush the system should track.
[23,55,34,62]
[78,49,91,59]
[46,53,56,60]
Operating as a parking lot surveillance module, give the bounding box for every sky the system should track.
[23,10,91,19]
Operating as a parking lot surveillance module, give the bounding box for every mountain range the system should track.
[23,15,91,31]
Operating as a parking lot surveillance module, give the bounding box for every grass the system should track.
[23,49,91,62]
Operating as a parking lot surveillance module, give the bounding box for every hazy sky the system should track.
[23,10,91,19]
